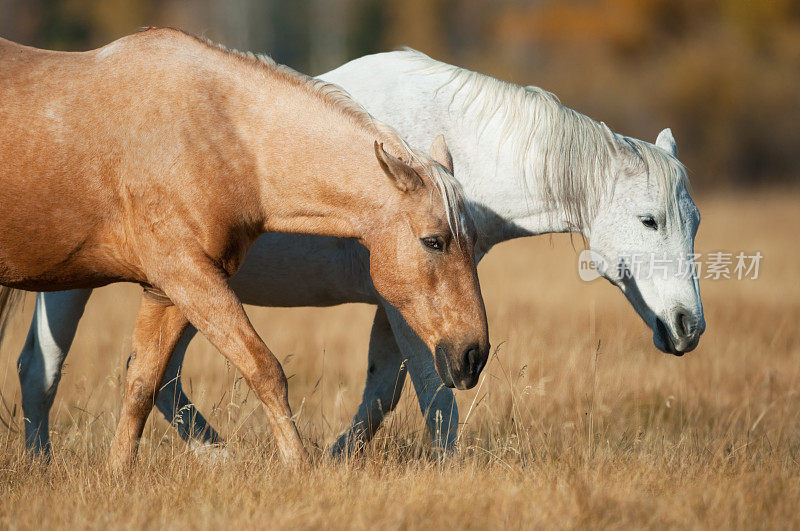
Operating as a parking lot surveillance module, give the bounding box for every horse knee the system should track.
[18,342,61,408]
[250,362,289,403]
[17,327,40,381]
[368,390,399,419]
[124,377,158,418]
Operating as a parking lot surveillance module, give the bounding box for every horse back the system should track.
[0,30,259,290]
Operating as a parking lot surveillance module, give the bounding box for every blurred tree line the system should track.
[1,0,798,189]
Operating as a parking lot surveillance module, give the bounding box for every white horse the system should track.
[15,50,704,457]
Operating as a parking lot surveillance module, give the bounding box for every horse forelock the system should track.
[622,137,691,225]
[397,48,690,233]
[427,159,468,246]
[371,120,467,245]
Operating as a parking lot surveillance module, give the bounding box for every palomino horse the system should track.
[0,32,490,470]
[16,50,704,458]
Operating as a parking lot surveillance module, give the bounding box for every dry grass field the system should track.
[0,190,797,529]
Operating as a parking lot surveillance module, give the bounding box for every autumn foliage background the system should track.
[0,1,799,529]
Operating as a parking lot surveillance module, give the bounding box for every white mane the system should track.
[399,49,690,231]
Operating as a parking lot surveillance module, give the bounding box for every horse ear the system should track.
[429,134,454,174]
[655,128,677,156]
[374,141,423,193]
[600,122,620,154]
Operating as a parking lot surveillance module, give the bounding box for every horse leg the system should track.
[156,260,308,468]
[384,304,459,455]
[330,305,407,457]
[17,289,92,457]
[153,324,223,446]
[108,293,188,473]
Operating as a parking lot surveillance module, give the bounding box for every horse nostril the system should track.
[676,310,693,339]
[464,344,480,376]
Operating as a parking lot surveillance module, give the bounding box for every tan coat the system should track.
[0,28,488,470]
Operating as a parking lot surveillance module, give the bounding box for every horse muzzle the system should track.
[654,308,705,356]
[434,341,489,390]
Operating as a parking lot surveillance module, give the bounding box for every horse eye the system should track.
[421,236,444,251]
[640,216,658,230]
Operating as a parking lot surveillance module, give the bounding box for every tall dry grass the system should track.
[0,190,797,529]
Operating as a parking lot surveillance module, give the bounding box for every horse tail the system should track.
[0,286,24,348]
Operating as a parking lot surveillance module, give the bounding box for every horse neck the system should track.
[423,77,588,252]
[228,71,393,241]
[327,54,589,254]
